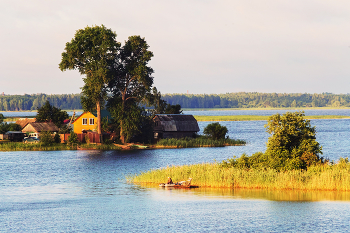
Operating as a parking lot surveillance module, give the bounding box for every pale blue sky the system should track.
[1,0,350,95]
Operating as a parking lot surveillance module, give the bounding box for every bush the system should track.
[40,131,54,146]
[68,131,78,144]
[264,111,324,170]
[54,133,61,143]
[203,122,228,140]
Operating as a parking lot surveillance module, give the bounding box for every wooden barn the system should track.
[22,122,59,138]
[153,114,200,139]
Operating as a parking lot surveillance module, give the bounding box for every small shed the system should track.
[5,131,26,142]
[153,114,200,139]
[22,122,59,138]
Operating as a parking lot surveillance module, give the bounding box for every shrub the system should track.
[203,122,228,140]
[68,131,78,144]
[40,131,54,146]
[54,133,61,143]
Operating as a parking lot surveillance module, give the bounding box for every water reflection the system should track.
[137,184,350,202]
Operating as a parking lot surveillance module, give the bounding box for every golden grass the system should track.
[194,115,350,121]
[130,161,350,191]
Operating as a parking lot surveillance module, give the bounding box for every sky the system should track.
[1,0,350,95]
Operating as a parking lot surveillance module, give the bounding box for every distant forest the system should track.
[1,92,350,111]
[162,92,350,108]
[0,94,82,111]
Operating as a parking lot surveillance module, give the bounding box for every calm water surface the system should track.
[1,111,350,232]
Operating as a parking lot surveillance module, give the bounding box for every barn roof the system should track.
[153,114,200,132]
[22,122,59,133]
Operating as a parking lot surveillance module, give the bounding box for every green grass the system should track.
[194,115,350,121]
[130,158,350,191]
[155,137,245,148]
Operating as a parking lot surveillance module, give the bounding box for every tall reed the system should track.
[130,159,350,191]
[155,137,245,148]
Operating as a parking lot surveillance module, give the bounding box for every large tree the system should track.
[108,36,154,144]
[59,25,120,139]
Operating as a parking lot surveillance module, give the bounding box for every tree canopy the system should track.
[107,35,154,144]
[203,122,228,140]
[59,25,120,136]
[36,100,69,127]
[264,111,323,170]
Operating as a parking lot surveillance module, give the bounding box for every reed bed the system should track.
[130,160,350,191]
[194,115,349,122]
[155,137,245,148]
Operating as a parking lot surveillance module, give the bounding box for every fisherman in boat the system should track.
[167,177,173,184]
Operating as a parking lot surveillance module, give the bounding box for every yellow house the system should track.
[72,110,111,134]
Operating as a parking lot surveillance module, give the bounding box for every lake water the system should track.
[1,110,350,232]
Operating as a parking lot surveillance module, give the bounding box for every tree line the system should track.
[162,92,350,108]
[0,94,81,111]
[2,92,350,111]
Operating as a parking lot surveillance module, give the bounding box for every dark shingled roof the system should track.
[153,114,200,132]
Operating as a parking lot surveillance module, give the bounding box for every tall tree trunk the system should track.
[96,101,102,143]
[120,91,126,144]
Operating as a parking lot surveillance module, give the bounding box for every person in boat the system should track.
[167,177,173,184]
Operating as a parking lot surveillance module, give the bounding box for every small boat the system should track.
[159,178,193,188]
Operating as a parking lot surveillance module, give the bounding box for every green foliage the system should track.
[58,124,72,134]
[107,35,154,143]
[40,131,54,146]
[165,104,182,114]
[0,123,21,134]
[36,100,69,127]
[54,133,61,143]
[264,111,323,170]
[203,122,228,140]
[59,25,120,135]
[68,131,79,144]
[218,112,324,171]
[0,113,4,124]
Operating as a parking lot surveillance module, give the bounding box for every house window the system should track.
[89,118,94,125]
[82,118,87,125]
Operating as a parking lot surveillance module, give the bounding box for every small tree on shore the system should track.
[264,111,323,170]
[203,122,228,140]
[68,131,78,145]
[40,131,54,146]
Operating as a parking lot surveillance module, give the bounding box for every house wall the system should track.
[72,112,97,134]
[22,124,37,133]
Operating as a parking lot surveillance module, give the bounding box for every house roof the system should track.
[72,110,112,124]
[22,122,59,133]
[153,114,200,132]
[16,118,36,129]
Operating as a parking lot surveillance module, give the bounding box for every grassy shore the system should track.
[130,159,350,191]
[0,142,121,151]
[0,137,244,151]
[194,115,350,121]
